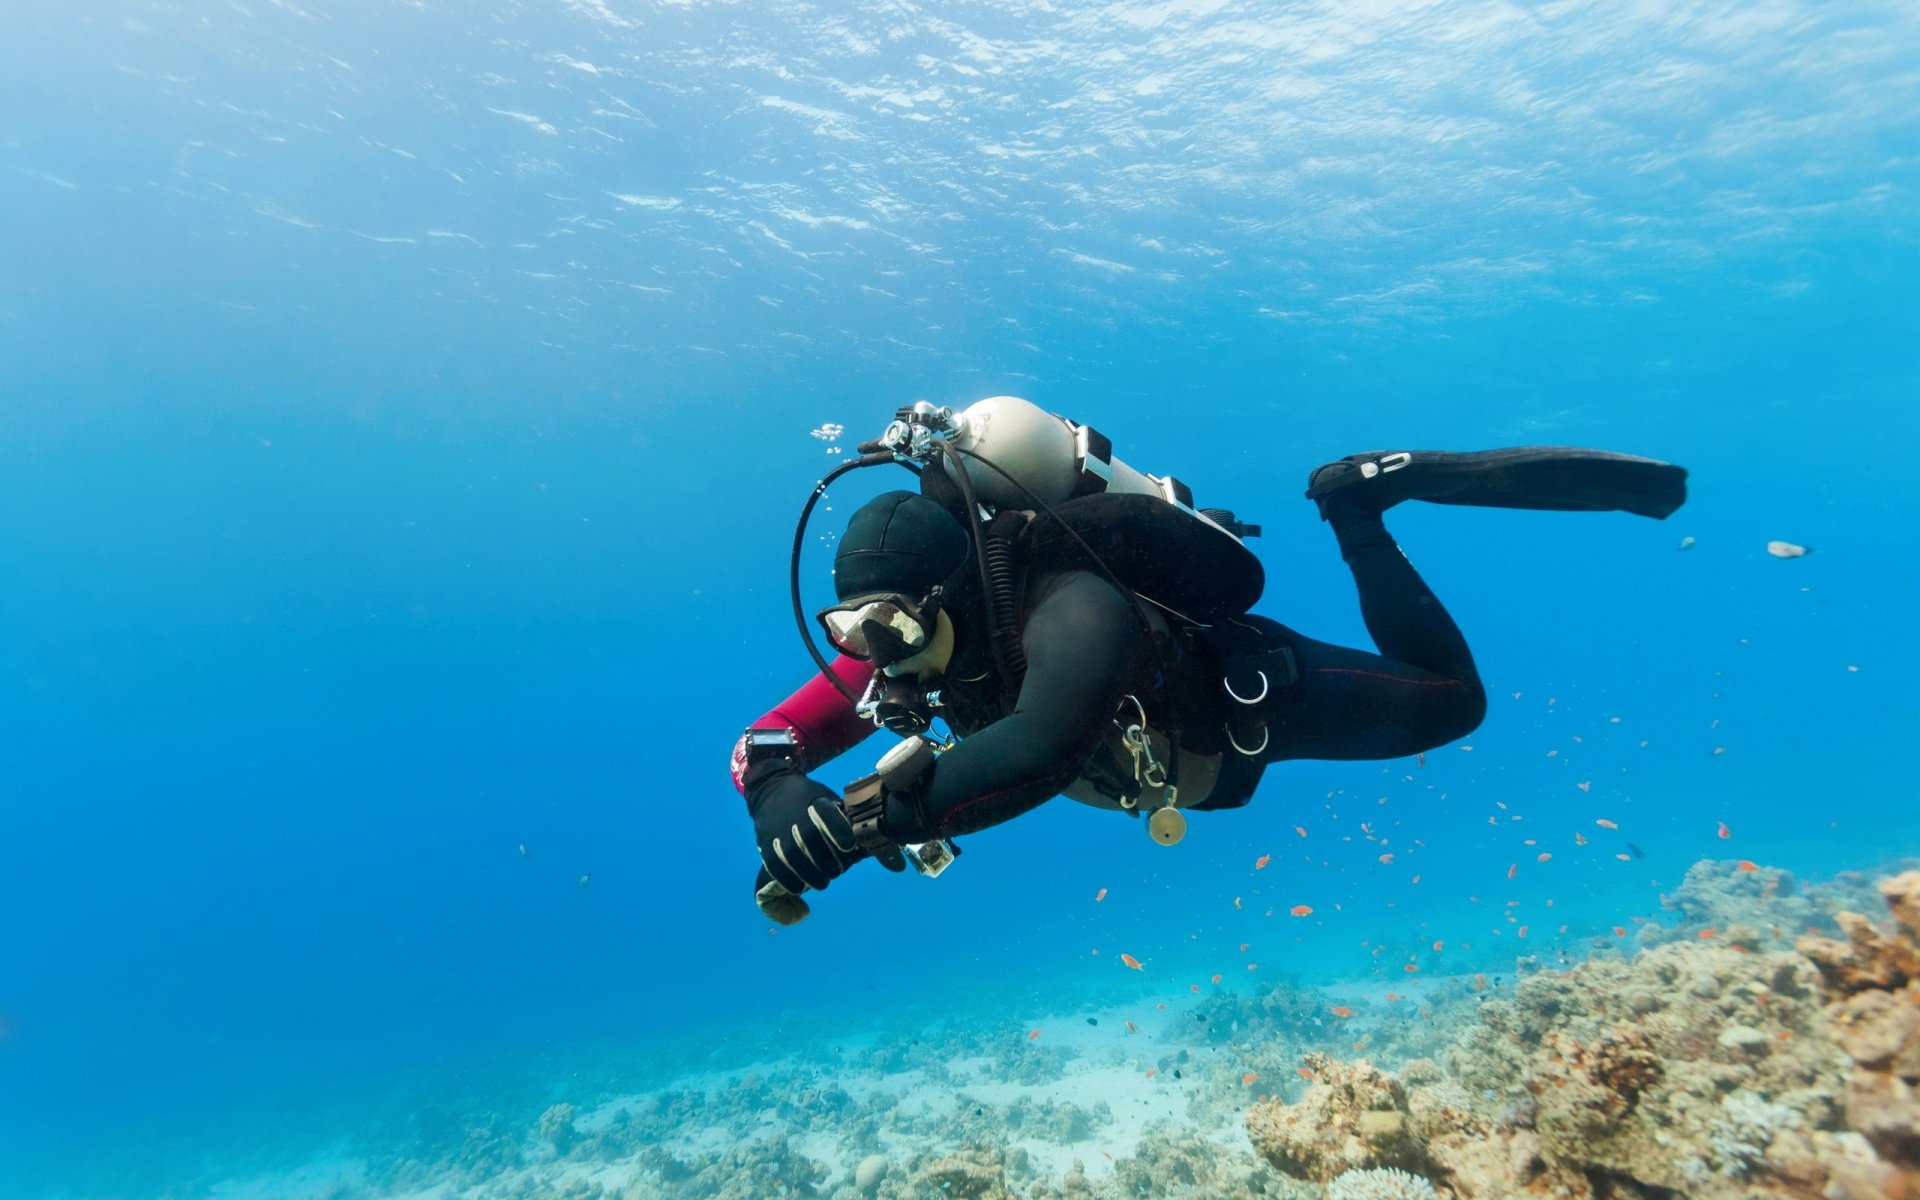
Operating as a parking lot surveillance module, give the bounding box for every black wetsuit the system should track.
[883,510,1487,842]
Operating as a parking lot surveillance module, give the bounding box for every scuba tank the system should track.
[891,396,1253,542]
[897,397,1262,621]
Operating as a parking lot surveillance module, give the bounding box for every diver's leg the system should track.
[1255,618,1486,761]
[1250,504,1486,761]
[1325,502,1479,685]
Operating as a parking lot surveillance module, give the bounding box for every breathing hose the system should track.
[789,450,903,704]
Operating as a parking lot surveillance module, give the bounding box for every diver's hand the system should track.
[747,769,862,893]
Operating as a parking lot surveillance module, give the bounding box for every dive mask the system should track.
[816,591,939,664]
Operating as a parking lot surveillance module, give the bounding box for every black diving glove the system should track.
[745,766,863,893]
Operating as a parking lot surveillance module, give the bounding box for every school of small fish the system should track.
[1055,678,1781,1090]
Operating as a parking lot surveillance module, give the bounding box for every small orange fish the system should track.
[1506,863,1518,879]
[1330,1006,1353,1018]
[1095,887,1108,902]
[1471,974,1486,991]
[1246,963,1258,971]
[1294,825,1308,838]
[1255,853,1272,870]
[1289,904,1313,917]
[1717,821,1730,839]
[1385,992,1401,1000]
[1028,1029,1041,1040]
[1353,1041,1366,1050]
[1698,928,1718,939]
[1121,953,1144,971]
[1243,1072,1259,1085]
[1575,832,1589,846]
[1295,1068,1316,1080]
[1156,1002,1169,1009]
[1576,781,1592,792]
[1431,940,1444,952]
[1517,925,1529,938]
[1612,925,1627,937]
[1615,852,1632,861]
[1125,1020,1137,1034]
[1737,860,1758,872]
[1190,984,1200,993]
[1210,973,1222,984]
[1596,818,1619,830]
[1403,963,1420,973]
[1537,852,1552,863]
[1239,942,1250,952]
[1144,1068,1157,1078]
[1233,896,1243,910]
[1377,852,1394,865]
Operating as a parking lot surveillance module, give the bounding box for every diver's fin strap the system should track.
[1210,623,1299,758]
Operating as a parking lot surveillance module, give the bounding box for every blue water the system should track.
[2,1,1917,1195]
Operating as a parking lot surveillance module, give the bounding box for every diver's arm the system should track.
[729,655,878,794]
[890,572,1145,839]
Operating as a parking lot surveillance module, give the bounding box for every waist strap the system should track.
[1207,620,1300,757]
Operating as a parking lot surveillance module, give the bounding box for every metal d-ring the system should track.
[1225,669,1269,705]
[1227,723,1269,757]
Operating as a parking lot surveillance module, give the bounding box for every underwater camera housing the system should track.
[902,837,957,877]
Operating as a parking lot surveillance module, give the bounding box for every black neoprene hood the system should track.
[832,491,970,601]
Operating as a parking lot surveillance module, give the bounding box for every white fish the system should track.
[518,843,531,859]
[1766,540,1810,559]
[578,874,592,888]
[1677,536,1696,551]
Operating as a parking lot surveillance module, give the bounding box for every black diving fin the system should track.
[1305,447,1688,521]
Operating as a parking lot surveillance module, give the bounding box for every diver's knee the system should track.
[1435,683,1487,745]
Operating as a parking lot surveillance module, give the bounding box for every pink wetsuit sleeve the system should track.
[729,656,878,793]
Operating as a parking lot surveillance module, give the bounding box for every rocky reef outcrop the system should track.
[1246,866,1920,1199]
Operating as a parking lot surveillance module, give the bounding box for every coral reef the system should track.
[537,1103,579,1157]
[628,1132,827,1199]
[1245,865,1920,1200]
[1105,1123,1291,1199]
[249,859,1920,1200]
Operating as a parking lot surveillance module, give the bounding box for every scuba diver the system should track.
[731,398,1687,924]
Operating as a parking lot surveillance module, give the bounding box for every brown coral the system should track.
[1246,1053,1431,1184]
[908,1146,1013,1200]
[1247,866,1920,1200]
